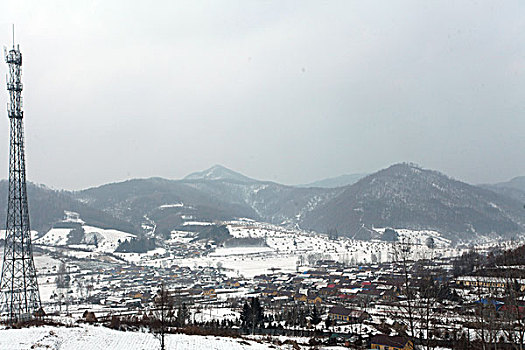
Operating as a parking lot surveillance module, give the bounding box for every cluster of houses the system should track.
[249,262,406,311]
[42,261,232,312]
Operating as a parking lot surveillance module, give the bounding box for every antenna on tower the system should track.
[12,24,14,48]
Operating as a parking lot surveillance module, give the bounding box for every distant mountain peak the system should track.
[184,165,257,183]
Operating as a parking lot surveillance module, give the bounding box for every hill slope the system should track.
[76,178,262,237]
[76,174,340,237]
[300,163,525,241]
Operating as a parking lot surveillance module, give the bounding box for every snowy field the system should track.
[29,213,525,279]
[0,325,280,350]
[145,253,300,278]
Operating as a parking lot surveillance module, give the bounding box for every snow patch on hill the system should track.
[36,225,135,253]
[37,228,74,246]
[83,225,135,253]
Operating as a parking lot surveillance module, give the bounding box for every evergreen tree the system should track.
[311,306,322,325]
[324,316,332,329]
[176,303,189,327]
[240,297,264,334]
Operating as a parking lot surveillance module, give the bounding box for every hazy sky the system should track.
[0,1,523,190]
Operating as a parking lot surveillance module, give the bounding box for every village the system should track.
[30,229,525,350]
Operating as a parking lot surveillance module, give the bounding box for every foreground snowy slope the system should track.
[0,325,277,350]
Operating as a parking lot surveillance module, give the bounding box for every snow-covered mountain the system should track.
[3,164,524,243]
[300,163,525,241]
[75,163,525,242]
[75,174,339,237]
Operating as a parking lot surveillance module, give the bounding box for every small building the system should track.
[202,288,216,298]
[370,335,413,350]
[125,298,142,308]
[455,276,525,291]
[225,280,241,288]
[328,305,370,323]
[307,295,323,304]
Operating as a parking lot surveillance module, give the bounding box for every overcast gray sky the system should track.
[0,1,523,190]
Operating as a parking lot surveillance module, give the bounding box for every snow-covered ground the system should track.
[15,213,525,287]
[33,253,64,304]
[182,221,214,226]
[0,324,279,350]
[159,203,184,209]
[224,223,461,268]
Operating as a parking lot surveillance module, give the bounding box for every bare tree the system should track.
[153,283,174,350]
[472,277,501,350]
[389,239,448,349]
[391,238,419,340]
[417,275,439,350]
[502,270,525,348]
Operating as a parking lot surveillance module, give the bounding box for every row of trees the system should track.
[273,304,323,328]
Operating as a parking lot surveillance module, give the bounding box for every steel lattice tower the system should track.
[0,36,41,323]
